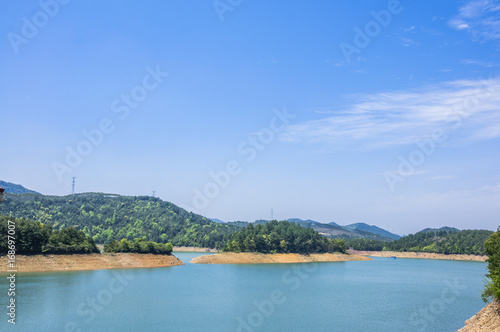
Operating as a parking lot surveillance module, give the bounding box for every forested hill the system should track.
[0,192,240,249]
[383,228,493,255]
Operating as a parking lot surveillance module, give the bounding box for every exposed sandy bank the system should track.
[190,252,371,264]
[459,300,500,331]
[173,246,218,252]
[348,250,487,262]
[0,253,184,273]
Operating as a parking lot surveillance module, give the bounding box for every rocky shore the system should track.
[459,300,500,331]
[190,252,371,264]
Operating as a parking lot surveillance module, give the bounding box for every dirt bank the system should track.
[459,300,500,331]
[173,246,218,252]
[0,253,184,273]
[190,252,371,264]
[348,250,487,262]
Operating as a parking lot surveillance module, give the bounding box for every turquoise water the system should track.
[0,253,487,331]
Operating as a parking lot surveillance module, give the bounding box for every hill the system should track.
[418,226,460,234]
[0,180,40,194]
[0,192,241,249]
[343,223,401,240]
[383,229,493,255]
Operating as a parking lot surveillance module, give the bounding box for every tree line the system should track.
[104,238,173,254]
[0,215,99,254]
[482,228,500,302]
[224,220,347,254]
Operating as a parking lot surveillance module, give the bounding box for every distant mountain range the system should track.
[285,218,400,241]
[0,180,40,194]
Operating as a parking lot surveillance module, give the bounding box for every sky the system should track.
[1,0,499,235]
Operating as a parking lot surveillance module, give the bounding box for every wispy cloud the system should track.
[282,77,500,149]
[449,0,500,41]
[427,175,455,181]
[399,36,419,47]
[461,58,498,67]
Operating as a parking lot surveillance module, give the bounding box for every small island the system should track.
[191,220,371,264]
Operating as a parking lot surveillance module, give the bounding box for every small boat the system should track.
[390,256,396,259]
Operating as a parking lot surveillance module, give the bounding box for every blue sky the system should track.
[1,0,499,234]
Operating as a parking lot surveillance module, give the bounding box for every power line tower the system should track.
[270,209,274,221]
[152,190,156,197]
[72,177,76,195]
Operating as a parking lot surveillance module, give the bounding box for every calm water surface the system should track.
[0,252,487,331]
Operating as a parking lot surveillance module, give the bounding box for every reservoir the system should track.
[0,252,487,331]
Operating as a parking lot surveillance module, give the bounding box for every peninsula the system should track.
[0,253,184,273]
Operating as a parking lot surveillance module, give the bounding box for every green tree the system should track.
[482,228,500,302]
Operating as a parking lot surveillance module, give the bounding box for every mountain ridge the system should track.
[0,180,41,195]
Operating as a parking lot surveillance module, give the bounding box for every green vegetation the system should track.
[383,229,493,255]
[104,238,173,254]
[224,220,347,254]
[0,193,241,248]
[0,215,99,254]
[346,238,385,251]
[482,228,500,302]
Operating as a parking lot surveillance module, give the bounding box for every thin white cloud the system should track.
[399,36,419,47]
[449,0,500,41]
[427,175,455,181]
[461,58,497,67]
[282,77,500,149]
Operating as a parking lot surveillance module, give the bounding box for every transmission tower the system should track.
[152,190,156,197]
[72,177,76,195]
[271,209,274,220]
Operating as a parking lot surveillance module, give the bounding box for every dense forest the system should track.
[0,193,241,248]
[0,216,99,254]
[483,228,500,302]
[346,238,385,251]
[382,229,493,255]
[104,238,173,254]
[224,220,347,254]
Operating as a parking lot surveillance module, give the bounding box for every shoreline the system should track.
[0,253,184,273]
[190,252,372,264]
[173,246,218,253]
[349,250,487,262]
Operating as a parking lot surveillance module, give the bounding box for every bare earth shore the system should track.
[348,250,487,262]
[459,300,500,331]
[0,253,184,273]
[173,246,218,252]
[190,252,372,264]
